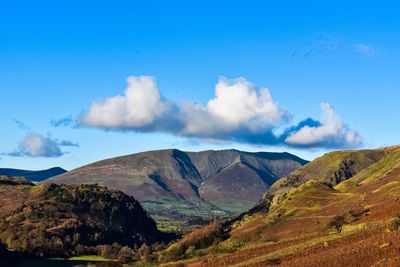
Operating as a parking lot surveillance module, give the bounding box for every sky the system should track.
[1,1,400,170]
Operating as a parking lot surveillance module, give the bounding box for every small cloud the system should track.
[6,133,64,158]
[4,133,79,158]
[284,103,362,149]
[57,140,80,147]
[14,119,31,131]
[292,34,378,59]
[51,116,74,127]
[292,34,344,58]
[353,43,377,58]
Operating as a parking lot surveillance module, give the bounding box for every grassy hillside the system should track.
[158,146,400,266]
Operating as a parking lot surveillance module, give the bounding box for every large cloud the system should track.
[81,76,173,130]
[180,77,289,138]
[80,75,362,149]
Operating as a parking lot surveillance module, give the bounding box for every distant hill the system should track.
[0,167,66,182]
[159,145,400,266]
[0,177,174,258]
[49,149,307,230]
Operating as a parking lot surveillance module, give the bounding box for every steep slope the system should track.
[0,177,173,258]
[249,148,385,214]
[0,167,67,182]
[49,149,307,229]
[199,162,269,212]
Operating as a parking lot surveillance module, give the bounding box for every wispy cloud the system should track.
[57,140,80,147]
[14,119,31,131]
[292,34,345,58]
[80,75,362,149]
[51,116,74,127]
[292,34,378,59]
[353,43,377,58]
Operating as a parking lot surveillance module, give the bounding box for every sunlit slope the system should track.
[160,146,400,266]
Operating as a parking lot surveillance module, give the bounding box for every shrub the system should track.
[328,215,346,233]
[391,214,400,230]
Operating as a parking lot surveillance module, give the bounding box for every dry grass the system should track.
[161,147,400,267]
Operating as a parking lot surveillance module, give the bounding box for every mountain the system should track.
[159,146,400,266]
[49,149,307,230]
[0,176,174,258]
[0,167,67,182]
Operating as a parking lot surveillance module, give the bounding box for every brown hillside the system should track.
[159,146,400,266]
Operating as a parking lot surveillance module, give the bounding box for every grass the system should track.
[18,255,112,267]
[372,181,400,193]
[336,147,400,192]
[66,255,113,261]
[231,221,383,267]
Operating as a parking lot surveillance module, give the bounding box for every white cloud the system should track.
[181,77,288,137]
[80,75,362,149]
[5,133,79,158]
[354,43,377,58]
[14,133,63,157]
[81,76,171,129]
[285,103,362,148]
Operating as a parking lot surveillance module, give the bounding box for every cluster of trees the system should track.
[0,175,32,186]
[0,183,176,259]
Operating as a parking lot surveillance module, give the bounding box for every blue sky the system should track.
[1,1,399,170]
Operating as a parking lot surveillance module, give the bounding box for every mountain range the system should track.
[49,149,307,230]
[0,167,66,182]
[2,146,400,266]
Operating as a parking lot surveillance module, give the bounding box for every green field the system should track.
[17,255,114,267]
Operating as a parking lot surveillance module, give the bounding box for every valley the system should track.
[2,146,400,266]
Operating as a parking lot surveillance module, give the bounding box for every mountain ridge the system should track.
[0,167,67,182]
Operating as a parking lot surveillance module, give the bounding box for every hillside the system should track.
[159,146,400,266]
[49,149,307,230]
[0,176,174,259]
[0,167,67,182]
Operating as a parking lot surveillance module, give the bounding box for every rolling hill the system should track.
[49,149,307,230]
[159,145,400,266]
[0,176,174,259]
[0,167,67,182]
